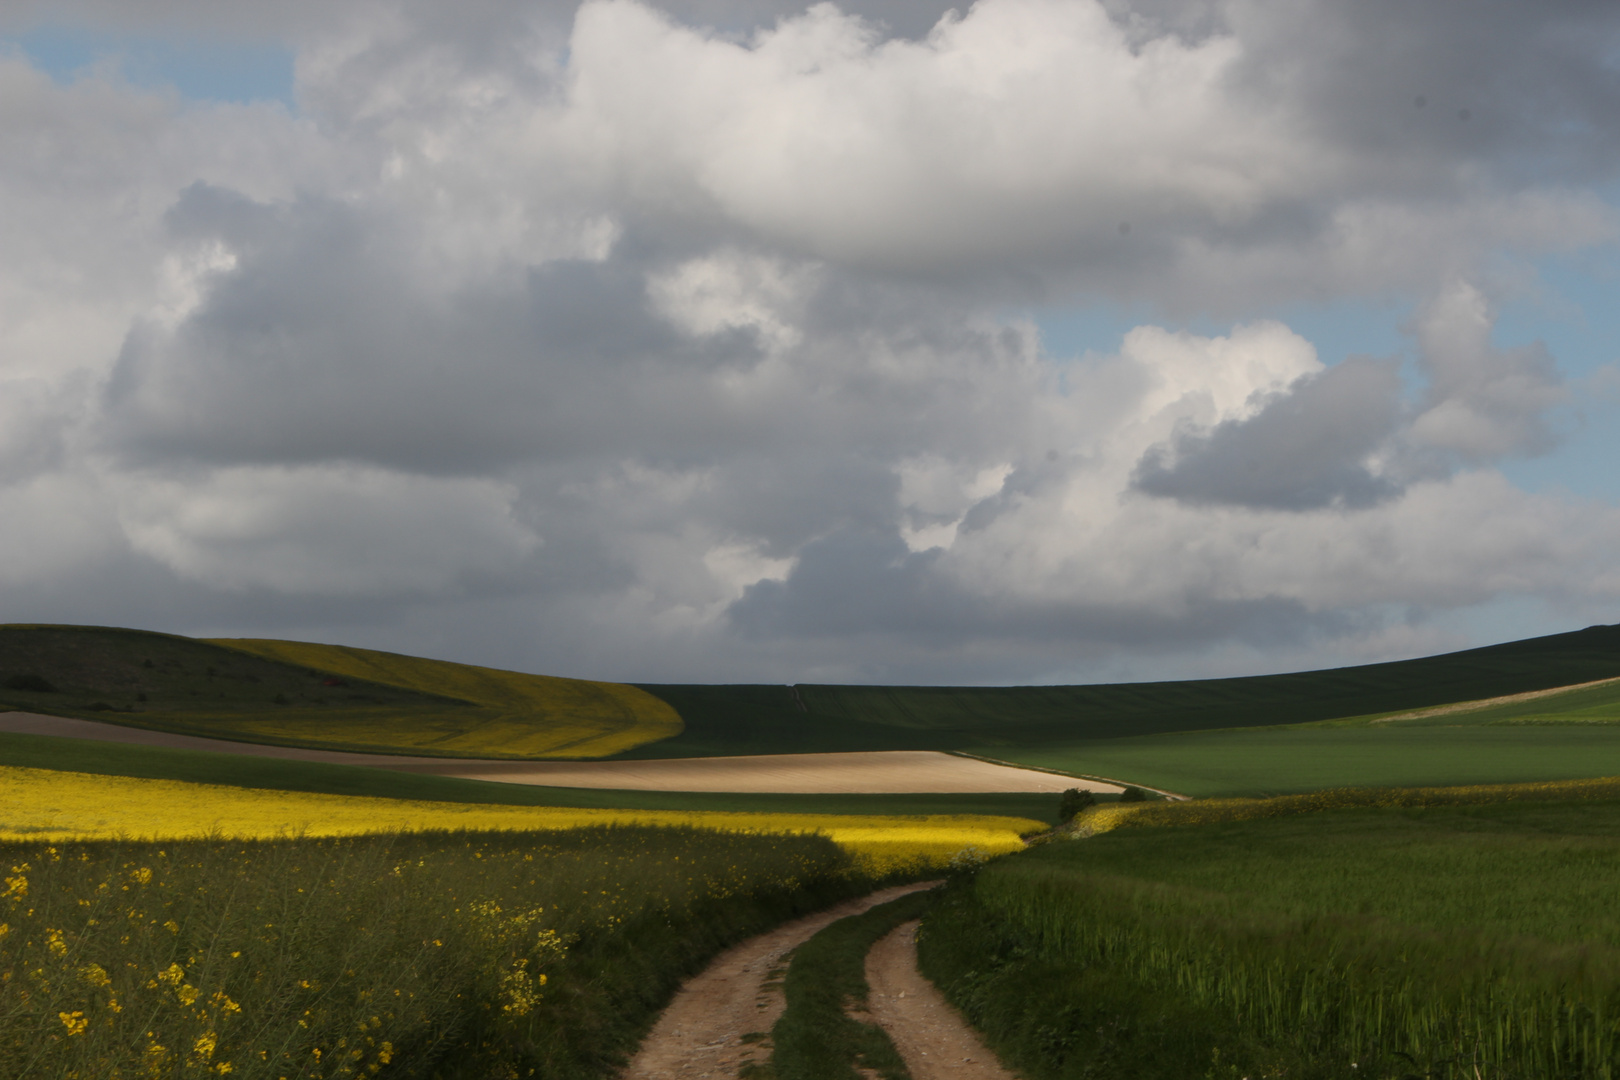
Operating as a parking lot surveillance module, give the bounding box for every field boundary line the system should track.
[943,751,1189,801]
[1366,676,1620,724]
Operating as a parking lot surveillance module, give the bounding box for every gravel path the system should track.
[865,919,1019,1079]
[619,883,937,1080]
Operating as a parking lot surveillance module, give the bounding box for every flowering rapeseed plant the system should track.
[0,765,1039,871]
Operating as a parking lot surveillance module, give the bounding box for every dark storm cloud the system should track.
[1131,358,1404,511]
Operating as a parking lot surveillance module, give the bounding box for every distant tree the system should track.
[1059,787,1095,822]
[1118,785,1149,803]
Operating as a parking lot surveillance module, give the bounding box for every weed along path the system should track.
[621,883,937,1080]
[864,920,1018,1080]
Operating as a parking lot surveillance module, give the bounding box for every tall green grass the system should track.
[0,826,887,1079]
[919,801,1620,1079]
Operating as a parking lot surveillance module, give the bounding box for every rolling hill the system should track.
[0,625,680,758]
[5,622,1620,797]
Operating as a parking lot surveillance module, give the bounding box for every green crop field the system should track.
[630,622,1620,757]
[983,723,1620,797]
[920,797,1620,1080]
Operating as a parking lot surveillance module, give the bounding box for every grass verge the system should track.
[766,889,937,1080]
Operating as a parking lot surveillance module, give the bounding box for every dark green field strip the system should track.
[0,731,1063,822]
[630,624,1620,756]
[794,623,1620,742]
[622,684,950,757]
[986,724,1620,798]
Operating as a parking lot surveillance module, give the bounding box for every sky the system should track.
[2,0,1619,686]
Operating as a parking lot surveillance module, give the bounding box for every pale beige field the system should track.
[0,712,1115,794]
[392,751,1119,794]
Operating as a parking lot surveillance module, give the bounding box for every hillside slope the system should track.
[0,625,680,758]
[629,623,1620,757]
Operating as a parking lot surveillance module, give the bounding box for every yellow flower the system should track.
[193,1031,218,1061]
[46,929,67,957]
[157,963,185,986]
[58,1011,88,1037]
[79,963,111,987]
[178,984,199,1006]
[130,867,153,885]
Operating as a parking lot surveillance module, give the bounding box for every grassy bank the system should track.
[918,798,1620,1079]
[0,826,893,1080]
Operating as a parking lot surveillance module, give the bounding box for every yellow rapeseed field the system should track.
[0,767,1041,871]
[207,637,683,758]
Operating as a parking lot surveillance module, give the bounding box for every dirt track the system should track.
[0,712,1117,794]
[865,919,1018,1079]
[619,883,937,1079]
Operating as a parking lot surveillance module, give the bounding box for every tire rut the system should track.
[619,883,935,1080]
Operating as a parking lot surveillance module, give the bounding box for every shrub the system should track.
[1058,788,1094,822]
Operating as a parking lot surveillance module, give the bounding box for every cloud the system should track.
[1132,357,1404,511]
[115,464,539,595]
[1409,280,1566,462]
[1,0,1619,684]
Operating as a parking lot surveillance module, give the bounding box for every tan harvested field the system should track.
[391,751,1117,793]
[0,712,1114,794]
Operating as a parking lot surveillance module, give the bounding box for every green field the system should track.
[984,723,1620,797]
[632,622,1620,757]
[920,798,1620,1079]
